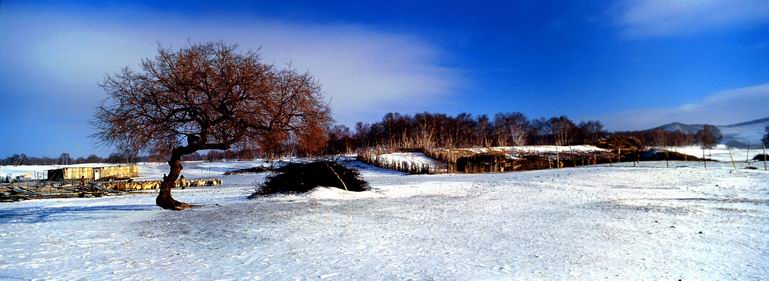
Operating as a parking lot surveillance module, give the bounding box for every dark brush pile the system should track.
[754,154,768,161]
[249,161,368,197]
[639,150,703,161]
[223,166,270,175]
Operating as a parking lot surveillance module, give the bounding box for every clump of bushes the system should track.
[754,154,768,161]
[639,150,702,161]
[249,161,368,197]
[223,166,269,175]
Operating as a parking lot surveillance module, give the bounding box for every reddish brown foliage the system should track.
[94,42,330,209]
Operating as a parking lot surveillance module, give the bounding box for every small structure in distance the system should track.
[47,164,139,182]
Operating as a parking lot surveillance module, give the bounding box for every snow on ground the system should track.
[719,119,769,147]
[458,145,607,155]
[497,145,607,154]
[368,146,606,169]
[1,161,769,280]
[373,152,445,167]
[0,165,56,180]
[658,144,767,162]
[134,160,272,180]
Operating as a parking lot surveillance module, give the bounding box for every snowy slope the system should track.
[658,144,767,162]
[1,161,768,279]
[719,118,769,147]
[654,122,705,134]
[652,117,769,147]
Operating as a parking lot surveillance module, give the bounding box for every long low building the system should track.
[47,164,139,182]
[101,178,223,191]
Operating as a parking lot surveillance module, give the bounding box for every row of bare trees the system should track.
[612,125,722,149]
[0,152,142,166]
[325,113,730,154]
[324,112,607,154]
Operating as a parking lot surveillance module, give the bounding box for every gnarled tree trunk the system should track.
[156,149,191,210]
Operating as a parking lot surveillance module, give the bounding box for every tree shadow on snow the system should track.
[0,204,156,224]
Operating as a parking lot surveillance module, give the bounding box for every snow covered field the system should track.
[474,145,608,155]
[658,144,767,162]
[1,161,768,279]
[371,152,445,168]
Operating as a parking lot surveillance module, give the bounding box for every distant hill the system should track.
[650,118,769,148]
[653,122,705,135]
[718,118,769,148]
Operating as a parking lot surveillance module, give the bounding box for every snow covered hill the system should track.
[656,144,766,162]
[652,117,769,147]
[1,161,768,279]
[653,122,705,134]
[719,118,769,147]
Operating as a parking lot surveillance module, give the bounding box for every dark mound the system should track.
[639,150,703,161]
[249,161,368,197]
[753,154,768,161]
[223,166,270,175]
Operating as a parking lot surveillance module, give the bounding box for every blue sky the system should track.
[1,0,769,157]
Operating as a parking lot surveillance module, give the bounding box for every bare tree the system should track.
[651,128,666,147]
[94,42,330,210]
[577,120,606,144]
[353,122,370,148]
[493,112,528,146]
[414,112,436,148]
[763,125,769,147]
[549,116,576,146]
[696,125,721,149]
[296,123,328,157]
[58,153,71,165]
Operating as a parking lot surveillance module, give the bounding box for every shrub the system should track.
[223,166,269,175]
[249,161,368,197]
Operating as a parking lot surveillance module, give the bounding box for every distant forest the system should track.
[1,111,731,166]
[323,112,724,155]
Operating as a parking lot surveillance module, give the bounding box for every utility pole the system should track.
[746,143,750,163]
[728,147,737,170]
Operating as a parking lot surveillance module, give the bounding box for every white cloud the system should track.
[0,7,462,128]
[616,0,769,37]
[601,82,769,130]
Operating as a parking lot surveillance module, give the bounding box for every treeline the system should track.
[2,113,730,165]
[0,152,140,166]
[611,125,722,149]
[0,150,262,166]
[324,112,728,154]
[325,112,608,154]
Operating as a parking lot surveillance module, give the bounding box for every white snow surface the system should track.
[1,161,769,280]
[449,145,607,155]
[373,152,445,167]
[495,145,607,154]
[719,119,769,147]
[658,145,767,162]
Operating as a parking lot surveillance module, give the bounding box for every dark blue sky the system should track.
[1,0,769,157]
